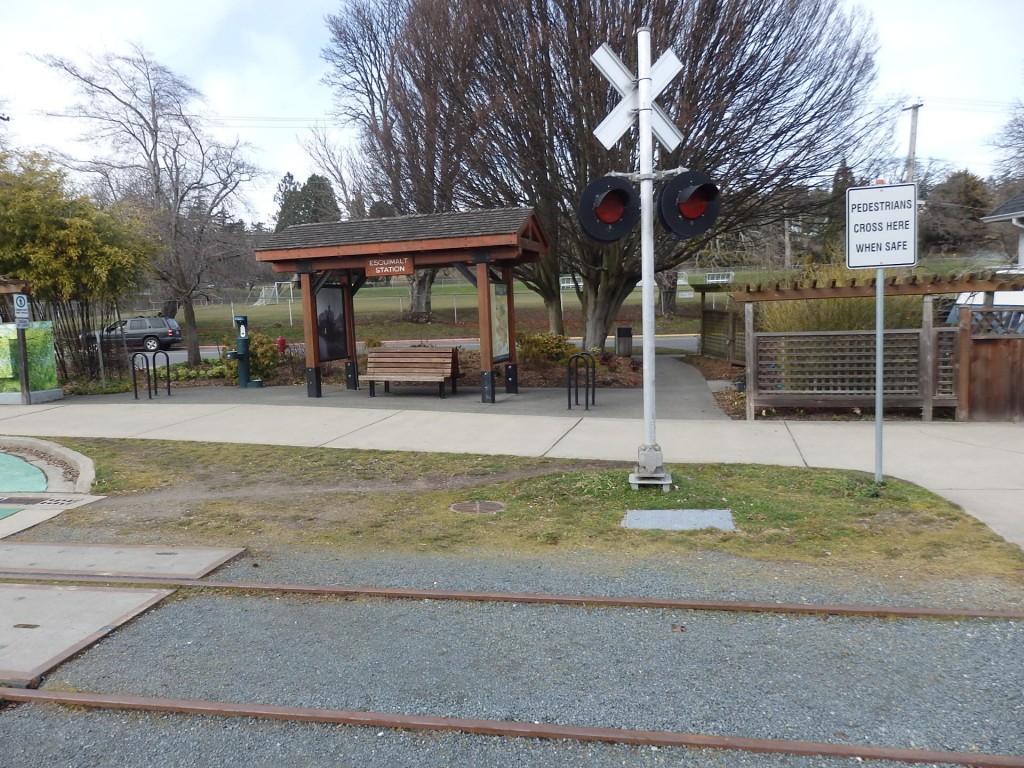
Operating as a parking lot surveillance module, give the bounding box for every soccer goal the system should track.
[249,282,295,306]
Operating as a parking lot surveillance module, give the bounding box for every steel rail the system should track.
[2,571,1022,620]
[1,687,1022,767]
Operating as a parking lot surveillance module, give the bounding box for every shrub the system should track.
[758,264,923,332]
[517,332,577,365]
[167,361,227,382]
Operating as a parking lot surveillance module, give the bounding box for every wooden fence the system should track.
[700,279,1024,421]
[718,297,959,420]
[743,326,957,420]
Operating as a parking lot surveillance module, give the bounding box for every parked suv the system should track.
[83,316,183,352]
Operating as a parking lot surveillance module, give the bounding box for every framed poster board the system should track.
[491,282,510,363]
[315,285,348,362]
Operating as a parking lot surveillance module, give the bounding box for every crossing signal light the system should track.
[578,175,640,242]
[658,171,721,239]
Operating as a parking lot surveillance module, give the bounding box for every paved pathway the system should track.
[0,355,1021,548]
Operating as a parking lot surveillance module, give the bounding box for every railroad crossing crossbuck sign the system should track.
[591,43,684,151]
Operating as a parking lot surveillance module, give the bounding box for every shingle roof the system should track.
[256,207,539,252]
[982,190,1024,222]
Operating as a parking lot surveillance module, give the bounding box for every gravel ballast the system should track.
[3,551,1022,767]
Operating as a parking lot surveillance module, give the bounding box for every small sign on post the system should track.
[12,293,32,405]
[13,293,30,329]
[846,183,917,270]
[845,183,918,483]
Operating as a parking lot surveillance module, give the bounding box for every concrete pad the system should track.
[623,508,735,530]
[0,403,243,439]
[0,495,105,539]
[0,583,171,687]
[324,410,580,456]
[0,543,243,578]
[136,403,402,446]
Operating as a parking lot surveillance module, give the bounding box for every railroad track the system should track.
[2,572,1022,767]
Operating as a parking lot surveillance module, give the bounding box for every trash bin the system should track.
[615,326,633,357]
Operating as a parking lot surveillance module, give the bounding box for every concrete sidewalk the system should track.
[0,355,1021,548]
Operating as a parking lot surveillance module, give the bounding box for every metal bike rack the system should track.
[566,352,596,410]
[131,351,171,399]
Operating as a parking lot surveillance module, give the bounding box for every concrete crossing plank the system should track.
[0,543,243,578]
[0,584,171,687]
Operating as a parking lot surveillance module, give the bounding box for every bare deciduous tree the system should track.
[323,0,484,319]
[40,45,260,364]
[323,0,897,348]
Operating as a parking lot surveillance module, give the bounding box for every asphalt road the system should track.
[159,334,700,366]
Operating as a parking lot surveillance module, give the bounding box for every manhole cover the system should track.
[449,500,506,515]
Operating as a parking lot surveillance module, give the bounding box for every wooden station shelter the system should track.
[255,208,549,401]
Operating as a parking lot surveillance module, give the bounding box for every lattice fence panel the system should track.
[935,328,956,396]
[756,331,920,395]
[970,309,1024,336]
[701,310,731,359]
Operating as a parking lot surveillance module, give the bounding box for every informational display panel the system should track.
[314,286,347,362]
[490,282,510,363]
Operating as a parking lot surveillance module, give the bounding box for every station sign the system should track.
[366,257,413,277]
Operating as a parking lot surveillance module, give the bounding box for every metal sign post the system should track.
[845,183,917,483]
[13,293,32,406]
[592,28,683,491]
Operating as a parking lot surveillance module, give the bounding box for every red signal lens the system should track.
[677,189,707,220]
[595,190,629,224]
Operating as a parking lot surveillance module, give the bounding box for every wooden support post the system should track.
[744,302,756,421]
[955,305,971,421]
[920,295,934,421]
[343,281,358,390]
[300,272,322,398]
[476,259,494,403]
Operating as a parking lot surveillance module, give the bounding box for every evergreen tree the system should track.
[273,172,302,233]
[919,170,993,255]
[300,174,342,223]
[820,159,857,262]
[273,173,342,232]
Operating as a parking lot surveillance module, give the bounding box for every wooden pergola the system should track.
[255,208,548,401]
[692,271,1024,421]
[718,271,1024,303]
[0,277,30,296]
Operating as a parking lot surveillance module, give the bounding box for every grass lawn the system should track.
[49,437,1024,583]
[189,284,703,345]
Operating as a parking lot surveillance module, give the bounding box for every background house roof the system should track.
[981,190,1024,223]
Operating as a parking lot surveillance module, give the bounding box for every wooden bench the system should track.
[365,346,459,398]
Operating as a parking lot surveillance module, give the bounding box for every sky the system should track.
[2,0,1024,224]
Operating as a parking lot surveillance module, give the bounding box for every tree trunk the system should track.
[546,299,564,337]
[580,282,635,352]
[407,268,437,319]
[182,299,202,366]
[656,271,678,317]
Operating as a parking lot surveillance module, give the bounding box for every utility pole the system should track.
[903,102,923,183]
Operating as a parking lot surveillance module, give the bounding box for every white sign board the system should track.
[13,293,30,330]
[846,183,917,269]
[591,43,684,151]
